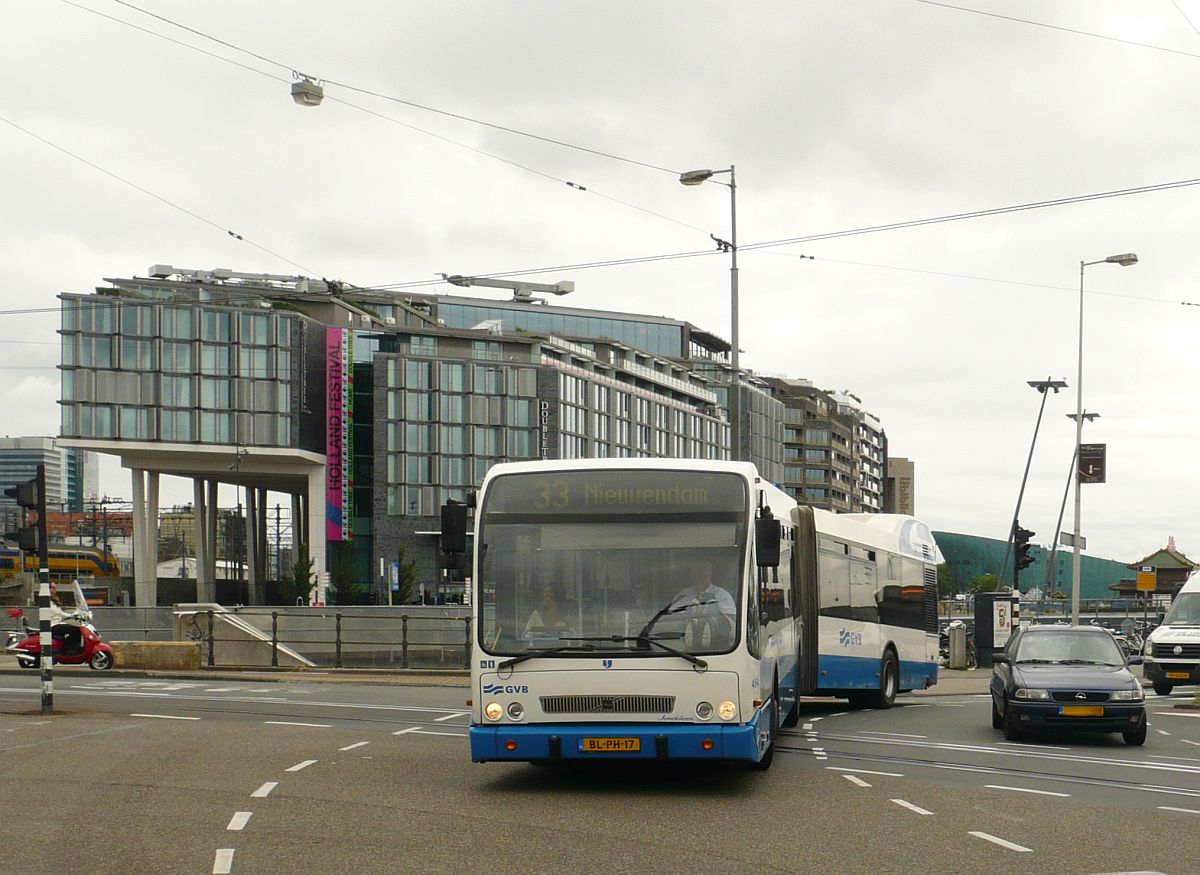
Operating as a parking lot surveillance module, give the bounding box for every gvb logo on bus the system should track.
[838,628,864,647]
[482,684,529,695]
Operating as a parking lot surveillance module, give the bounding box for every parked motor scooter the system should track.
[12,616,114,670]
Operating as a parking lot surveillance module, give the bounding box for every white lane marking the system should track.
[985,784,1070,798]
[205,688,239,693]
[932,703,966,707]
[802,722,813,730]
[286,759,317,772]
[859,731,927,739]
[1150,754,1200,763]
[891,799,933,815]
[1158,806,1200,815]
[251,782,278,798]
[339,741,370,751]
[1183,740,1200,747]
[843,774,871,787]
[1157,730,1171,736]
[827,767,904,777]
[1156,711,1200,718]
[411,729,467,737]
[392,727,421,735]
[264,721,331,729]
[227,812,252,831]
[809,716,824,722]
[969,831,1033,853]
[829,712,848,718]
[213,849,235,874]
[435,711,469,722]
[129,713,201,721]
[996,741,1071,751]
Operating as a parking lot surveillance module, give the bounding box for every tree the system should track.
[967,573,1000,594]
[284,543,314,606]
[936,563,959,598]
[397,544,418,605]
[329,549,363,605]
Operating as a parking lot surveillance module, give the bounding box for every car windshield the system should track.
[476,469,748,657]
[1162,592,1200,626]
[1014,632,1124,666]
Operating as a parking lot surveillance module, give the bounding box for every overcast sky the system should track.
[5,1,1199,565]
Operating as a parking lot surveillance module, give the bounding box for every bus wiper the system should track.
[567,635,708,670]
[637,599,719,639]
[497,643,597,671]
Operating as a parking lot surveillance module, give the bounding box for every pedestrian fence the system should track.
[3,605,474,671]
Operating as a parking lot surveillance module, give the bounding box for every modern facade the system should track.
[0,437,98,528]
[55,265,805,605]
[885,456,915,515]
[763,378,889,513]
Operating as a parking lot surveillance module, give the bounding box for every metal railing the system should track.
[183,607,473,670]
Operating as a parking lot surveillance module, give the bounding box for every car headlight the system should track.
[1013,688,1050,700]
[1144,640,1153,657]
[1112,687,1145,702]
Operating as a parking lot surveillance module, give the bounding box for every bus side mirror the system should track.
[755,517,781,568]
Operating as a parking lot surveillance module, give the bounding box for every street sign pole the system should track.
[1136,565,1157,631]
[35,465,52,716]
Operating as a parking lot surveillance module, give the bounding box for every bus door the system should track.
[792,507,820,696]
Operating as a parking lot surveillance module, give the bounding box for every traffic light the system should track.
[1014,524,1035,571]
[3,477,39,553]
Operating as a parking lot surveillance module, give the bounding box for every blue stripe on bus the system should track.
[816,653,938,691]
[470,707,770,763]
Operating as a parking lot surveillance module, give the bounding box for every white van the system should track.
[1142,571,1200,695]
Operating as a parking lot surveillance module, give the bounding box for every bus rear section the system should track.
[466,459,800,768]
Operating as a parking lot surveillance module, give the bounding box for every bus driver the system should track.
[670,558,736,625]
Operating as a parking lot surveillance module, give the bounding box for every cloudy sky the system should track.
[5,1,1198,564]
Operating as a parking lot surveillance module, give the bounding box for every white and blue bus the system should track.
[467,459,800,769]
[792,506,943,705]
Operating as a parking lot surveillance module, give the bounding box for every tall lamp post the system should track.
[1072,253,1137,623]
[680,165,741,460]
[997,377,1067,591]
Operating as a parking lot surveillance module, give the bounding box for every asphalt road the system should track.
[0,670,1197,874]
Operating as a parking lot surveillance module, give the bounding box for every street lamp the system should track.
[680,165,741,460]
[1072,253,1137,623]
[997,377,1068,592]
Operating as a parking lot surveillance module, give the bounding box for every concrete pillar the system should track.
[145,471,159,607]
[307,468,327,594]
[193,478,213,602]
[130,469,150,608]
[246,487,261,605]
[256,488,269,597]
[206,480,219,596]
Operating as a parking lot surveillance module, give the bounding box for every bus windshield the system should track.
[476,469,748,657]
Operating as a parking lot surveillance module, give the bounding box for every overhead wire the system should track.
[911,0,1200,60]
[61,1,710,239]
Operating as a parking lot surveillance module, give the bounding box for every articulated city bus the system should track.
[793,507,943,706]
[467,459,800,769]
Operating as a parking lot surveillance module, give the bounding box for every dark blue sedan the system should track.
[990,625,1146,746]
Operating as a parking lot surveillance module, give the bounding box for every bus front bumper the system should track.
[470,713,769,764]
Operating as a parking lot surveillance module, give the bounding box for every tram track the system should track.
[774,736,1200,800]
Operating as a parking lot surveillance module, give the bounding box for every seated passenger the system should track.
[523,581,575,638]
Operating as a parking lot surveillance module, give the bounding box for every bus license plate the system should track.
[578,737,640,753]
[1167,672,1190,679]
[1060,705,1103,717]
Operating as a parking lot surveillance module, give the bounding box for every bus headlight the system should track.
[696,701,714,720]
[506,702,525,720]
[717,700,737,720]
[484,701,503,721]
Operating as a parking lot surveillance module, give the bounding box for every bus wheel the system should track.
[867,651,898,709]
[1153,683,1173,697]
